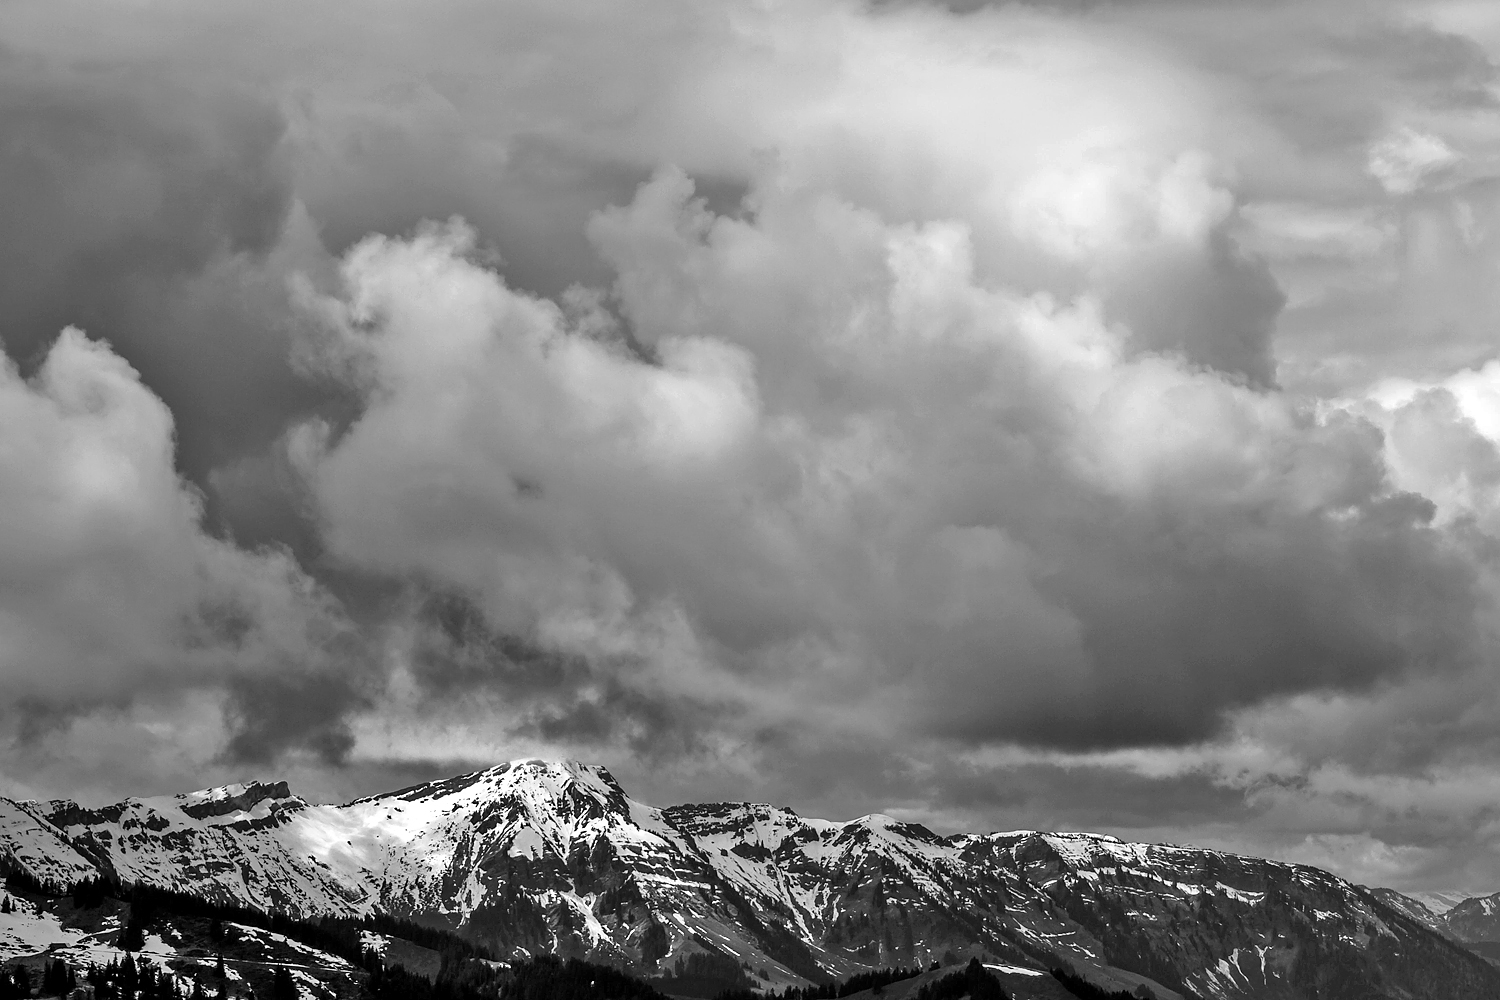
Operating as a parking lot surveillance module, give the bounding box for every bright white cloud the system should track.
[1369,126,1462,195]
[0,328,349,708]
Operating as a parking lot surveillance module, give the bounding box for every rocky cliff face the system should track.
[1441,891,1500,944]
[4,759,1497,1000]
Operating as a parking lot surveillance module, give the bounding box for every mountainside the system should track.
[3,759,1497,1000]
[1362,888,1447,936]
[1372,885,1500,959]
[1405,890,1468,915]
[0,888,370,1000]
[1440,891,1500,944]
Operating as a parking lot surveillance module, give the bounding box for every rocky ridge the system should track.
[2,759,1497,1000]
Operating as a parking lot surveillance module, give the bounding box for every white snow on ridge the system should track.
[1409,890,1470,914]
[0,800,98,886]
[984,963,1044,977]
[0,755,1467,998]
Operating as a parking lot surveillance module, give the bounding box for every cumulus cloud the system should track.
[0,328,359,763]
[290,8,1478,756]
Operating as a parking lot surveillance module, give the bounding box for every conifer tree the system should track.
[121,915,147,951]
[49,957,76,995]
[121,953,139,996]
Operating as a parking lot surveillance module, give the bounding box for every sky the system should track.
[6,0,1500,902]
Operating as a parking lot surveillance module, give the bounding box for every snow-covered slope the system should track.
[1364,887,1448,936]
[4,759,1497,1000]
[0,888,366,1000]
[0,800,98,888]
[1442,889,1500,944]
[40,779,374,917]
[1408,889,1469,915]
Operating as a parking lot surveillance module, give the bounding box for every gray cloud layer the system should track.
[6,0,1500,899]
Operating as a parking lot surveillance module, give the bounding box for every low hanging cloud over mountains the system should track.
[7,0,1500,900]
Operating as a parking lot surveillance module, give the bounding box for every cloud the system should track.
[0,328,359,763]
[290,49,1477,760]
[0,53,320,482]
[1369,126,1462,194]
[7,0,1500,900]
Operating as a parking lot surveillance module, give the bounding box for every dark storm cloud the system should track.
[969,486,1479,748]
[222,670,371,767]
[523,681,721,761]
[902,755,1255,837]
[410,591,596,699]
[403,590,730,763]
[0,55,321,483]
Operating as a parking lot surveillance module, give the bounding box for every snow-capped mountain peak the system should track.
[177,780,302,818]
[5,760,1500,1000]
[41,779,306,838]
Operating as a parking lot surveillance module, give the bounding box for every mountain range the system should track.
[3,758,1500,1000]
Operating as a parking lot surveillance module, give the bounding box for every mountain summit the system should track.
[3,759,1497,1000]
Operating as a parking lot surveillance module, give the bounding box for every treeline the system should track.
[0,951,694,1000]
[0,964,38,1000]
[7,871,505,1000]
[654,951,757,998]
[70,875,495,966]
[499,956,667,1000]
[6,870,764,1000]
[656,945,919,1000]
[713,959,1146,1000]
[371,955,701,1000]
[1047,969,1142,1000]
[713,964,928,1000]
[1,950,497,1000]
[1,955,212,1000]
[86,955,212,1000]
[18,871,492,971]
[911,960,1008,1000]
[4,868,53,897]
[785,965,924,1000]
[365,952,506,1000]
